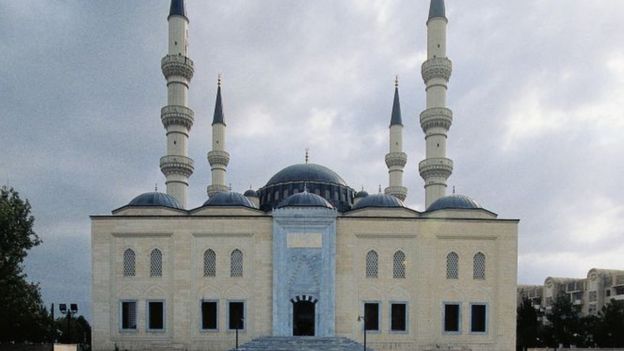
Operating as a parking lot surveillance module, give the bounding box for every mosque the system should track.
[90,1,519,350]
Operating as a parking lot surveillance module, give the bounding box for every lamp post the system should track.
[235,317,244,350]
[59,303,78,344]
[357,315,367,351]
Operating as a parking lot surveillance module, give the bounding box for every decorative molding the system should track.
[160,155,194,177]
[436,234,498,241]
[421,57,452,82]
[112,232,173,238]
[192,232,254,238]
[161,105,194,130]
[385,152,407,168]
[207,150,230,167]
[420,107,453,132]
[161,54,194,80]
[355,233,416,239]
[419,157,453,179]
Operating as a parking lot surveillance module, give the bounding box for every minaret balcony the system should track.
[385,152,407,168]
[420,107,453,132]
[161,54,194,80]
[419,157,453,179]
[160,155,194,177]
[207,184,230,197]
[207,150,230,167]
[384,186,407,201]
[161,105,194,130]
[421,57,452,82]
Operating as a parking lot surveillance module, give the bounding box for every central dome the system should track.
[266,163,347,187]
[258,163,355,212]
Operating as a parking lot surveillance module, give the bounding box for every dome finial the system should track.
[395,75,399,88]
[155,183,158,192]
[305,148,309,164]
[217,73,222,87]
[378,184,382,193]
[452,185,455,194]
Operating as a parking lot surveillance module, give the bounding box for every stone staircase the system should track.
[230,336,374,351]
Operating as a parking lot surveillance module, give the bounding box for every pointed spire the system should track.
[428,0,446,20]
[390,75,403,126]
[212,75,225,126]
[168,0,187,20]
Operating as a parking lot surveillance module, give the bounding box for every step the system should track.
[230,336,375,351]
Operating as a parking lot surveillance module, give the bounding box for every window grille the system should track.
[473,252,485,280]
[393,250,406,279]
[150,249,162,277]
[366,250,378,278]
[231,249,243,277]
[123,249,136,277]
[204,249,216,277]
[446,252,459,279]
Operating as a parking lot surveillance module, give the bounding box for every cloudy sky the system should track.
[1,0,623,321]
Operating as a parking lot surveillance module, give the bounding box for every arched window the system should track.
[204,249,216,277]
[366,250,378,278]
[123,249,135,277]
[231,249,243,277]
[473,252,486,280]
[393,250,406,279]
[150,249,162,277]
[446,252,459,279]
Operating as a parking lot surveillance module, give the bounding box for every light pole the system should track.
[235,317,244,350]
[357,315,367,351]
[59,303,78,344]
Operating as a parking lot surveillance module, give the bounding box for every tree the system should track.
[0,186,56,342]
[594,299,624,347]
[56,315,91,348]
[517,296,540,351]
[545,294,581,348]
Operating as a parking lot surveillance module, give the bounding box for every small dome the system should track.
[244,189,258,197]
[351,193,404,210]
[203,191,257,209]
[355,190,369,198]
[127,192,182,209]
[277,191,334,209]
[426,194,482,212]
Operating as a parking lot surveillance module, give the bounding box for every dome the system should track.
[127,192,182,209]
[426,194,482,212]
[266,163,347,187]
[355,190,369,198]
[202,191,257,209]
[244,189,258,197]
[277,191,334,209]
[351,193,404,210]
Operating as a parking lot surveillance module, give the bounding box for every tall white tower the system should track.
[206,77,230,197]
[385,77,408,201]
[419,0,454,208]
[159,0,194,208]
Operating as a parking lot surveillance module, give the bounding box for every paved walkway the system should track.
[230,336,374,351]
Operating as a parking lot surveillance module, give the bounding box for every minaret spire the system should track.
[207,75,230,197]
[160,0,194,208]
[385,76,408,201]
[420,0,454,208]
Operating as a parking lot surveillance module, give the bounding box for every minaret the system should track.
[206,76,230,197]
[419,0,454,208]
[160,0,194,208]
[384,76,407,201]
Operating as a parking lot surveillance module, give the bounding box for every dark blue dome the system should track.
[203,192,257,209]
[244,189,258,197]
[355,190,369,198]
[127,192,182,209]
[266,163,347,186]
[426,194,482,212]
[351,193,404,210]
[277,191,334,209]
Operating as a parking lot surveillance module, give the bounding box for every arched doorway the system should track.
[292,298,316,336]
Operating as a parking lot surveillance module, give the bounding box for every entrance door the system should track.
[292,301,315,336]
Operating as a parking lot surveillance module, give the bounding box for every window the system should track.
[231,249,243,277]
[201,300,218,330]
[393,251,406,279]
[606,289,611,297]
[150,249,162,277]
[364,302,380,331]
[470,304,486,333]
[366,250,378,278]
[446,252,459,279]
[204,249,216,277]
[123,249,135,277]
[121,301,137,330]
[473,252,485,280]
[444,303,460,333]
[391,303,407,332]
[147,301,165,331]
[228,302,245,330]
[589,291,597,302]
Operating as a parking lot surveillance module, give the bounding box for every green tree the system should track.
[56,315,91,348]
[594,299,624,347]
[545,294,580,348]
[517,296,540,351]
[0,186,56,342]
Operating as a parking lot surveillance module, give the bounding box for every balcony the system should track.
[161,105,194,130]
[421,57,452,82]
[420,107,453,132]
[161,54,194,80]
[160,155,194,177]
[419,158,453,179]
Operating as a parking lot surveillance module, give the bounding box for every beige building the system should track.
[518,269,624,317]
[91,1,519,350]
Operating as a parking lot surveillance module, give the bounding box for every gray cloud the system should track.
[1,0,623,321]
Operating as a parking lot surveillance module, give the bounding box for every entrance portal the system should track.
[292,301,315,336]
